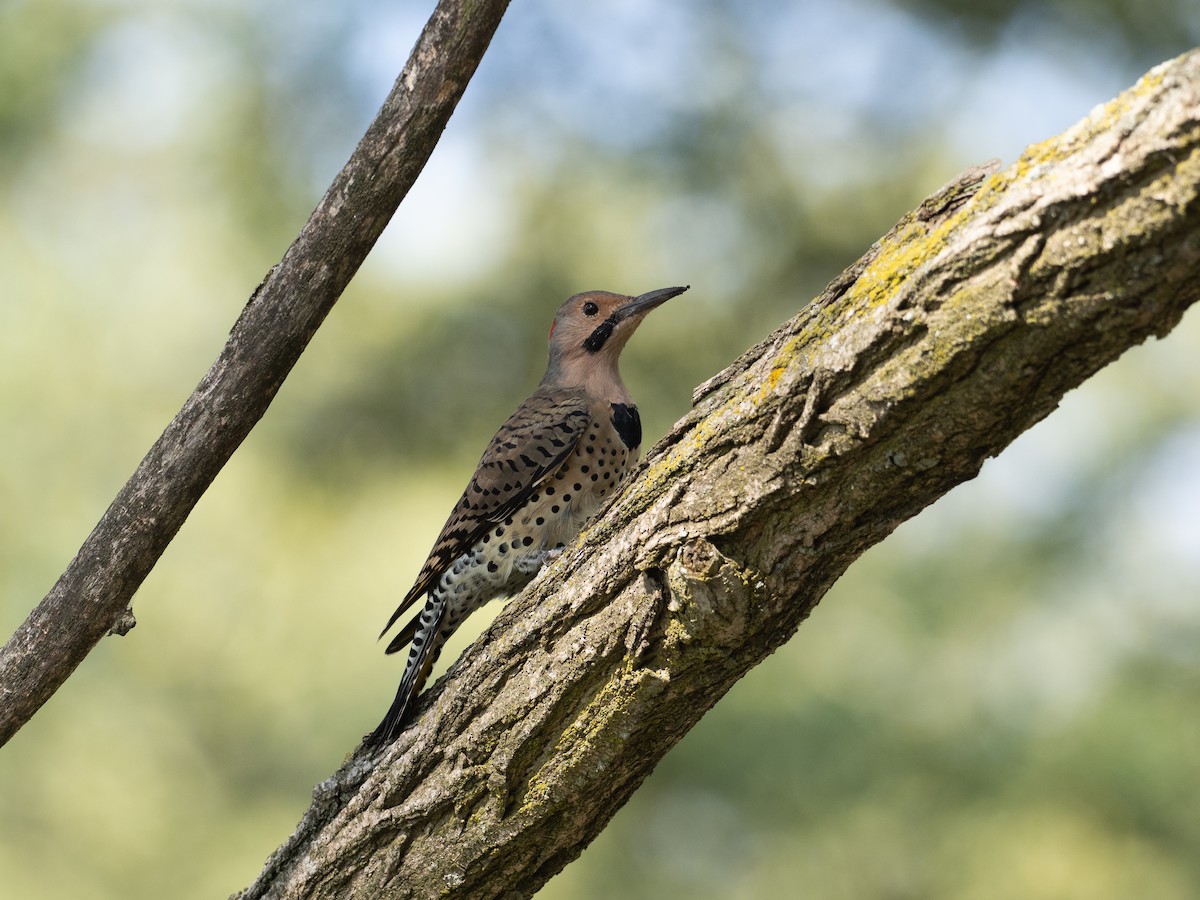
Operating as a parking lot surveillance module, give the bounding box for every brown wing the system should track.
[378,388,590,640]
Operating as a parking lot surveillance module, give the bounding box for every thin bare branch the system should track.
[0,0,512,747]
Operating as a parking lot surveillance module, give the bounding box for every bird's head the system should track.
[544,286,689,391]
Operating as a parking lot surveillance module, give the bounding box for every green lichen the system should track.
[516,659,643,816]
[851,219,954,309]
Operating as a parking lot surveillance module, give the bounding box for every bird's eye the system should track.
[583,301,599,316]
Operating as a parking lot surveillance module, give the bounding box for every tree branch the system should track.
[239,50,1200,899]
[0,0,512,747]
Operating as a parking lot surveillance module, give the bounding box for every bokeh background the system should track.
[2,1,1199,897]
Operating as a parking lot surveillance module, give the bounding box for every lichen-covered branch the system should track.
[0,0,511,747]
[238,50,1200,899]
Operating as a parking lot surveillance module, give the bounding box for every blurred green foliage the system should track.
[1,0,1197,897]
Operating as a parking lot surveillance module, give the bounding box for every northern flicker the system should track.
[366,285,688,746]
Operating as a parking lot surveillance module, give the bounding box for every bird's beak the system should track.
[616,285,690,321]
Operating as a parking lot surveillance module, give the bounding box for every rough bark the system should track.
[238,50,1200,899]
[0,0,511,746]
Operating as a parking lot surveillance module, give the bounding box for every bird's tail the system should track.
[365,596,449,747]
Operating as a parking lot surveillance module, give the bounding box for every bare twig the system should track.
[0,0,512,747]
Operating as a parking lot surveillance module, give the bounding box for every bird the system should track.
[365,285,689,746]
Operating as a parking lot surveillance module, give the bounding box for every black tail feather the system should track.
[364,596,448,747]
[365,681,415,747]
